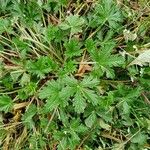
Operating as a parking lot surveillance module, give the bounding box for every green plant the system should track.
[0,0,150,150]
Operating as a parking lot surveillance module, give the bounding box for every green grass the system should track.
[0,0,150,149]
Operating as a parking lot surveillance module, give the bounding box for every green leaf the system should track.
[20,73,30,86]
[39,79,67,111]
[63,76,78,87]
[0,0,11,13]
[18,82,37,100]
[0,18,11,34]
[81,76,99,88]
[58,60,77,76]
[27,56,56,79]
[45,24,58,41]
[90,0,123,29]
[85,111,96,128]
[73,92,86,113]
[122,101,131,114]
[60,86,75,105]
[12,37,30,58]
[59,14,85,35]
[131,132,147,145]
[22,104,37,128]
[39,80,56,99]
[89,41,124,78]
[12,1,42,26]
[64,39,82,58]
[39,79,63,99]
[99,119,111,130]
[10,71,22,82]
[70,119,87,133]
[44,95,59,111]
[0,95,13,112]
[83,89,99,106]
[85,39,96,53]
[62,76,100,112]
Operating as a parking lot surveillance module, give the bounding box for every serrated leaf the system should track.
[73,92,86,113]
[45,24,58,41]
[59,60,77,76]
[89,40,124,78]
[39,81,55,99]
[59,86,74,107]
[20,73,30,86]
[85,39,96,53]
[59,14,85,35]
[63,76,78,87]
[83,89,99,106]
[39,79,68,110]
[85,111,96,128]
[107,55,125,67]
[81,76,99,88]
[27,56,56,79]
[64,39,82,58]
[0,95,13,112]
[39,80,62,99]
[89,0,123,29]
[60,86,75,100]
[44,95,59,111]
[101,67,115,78]
[22,104,37,123]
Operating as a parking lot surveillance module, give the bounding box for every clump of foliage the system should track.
[0,0,150,150]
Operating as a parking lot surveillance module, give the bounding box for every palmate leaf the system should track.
[64,38,82,58]
[90,0,123,28]
[116,84,142,102]
[59,14,85,35]
[39,79,67,112]
[89,41,124,78]
[70,119,87,133]
[12,1,42,26]
[63,76,78,87]
[64,76,99,113]
[58,60,77,76]
[18,82,37,100]
[45,24,58,41]
[39,80,62,99]
[26,56,57,79]
[39,76,99,113]
[54,118,87,150]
